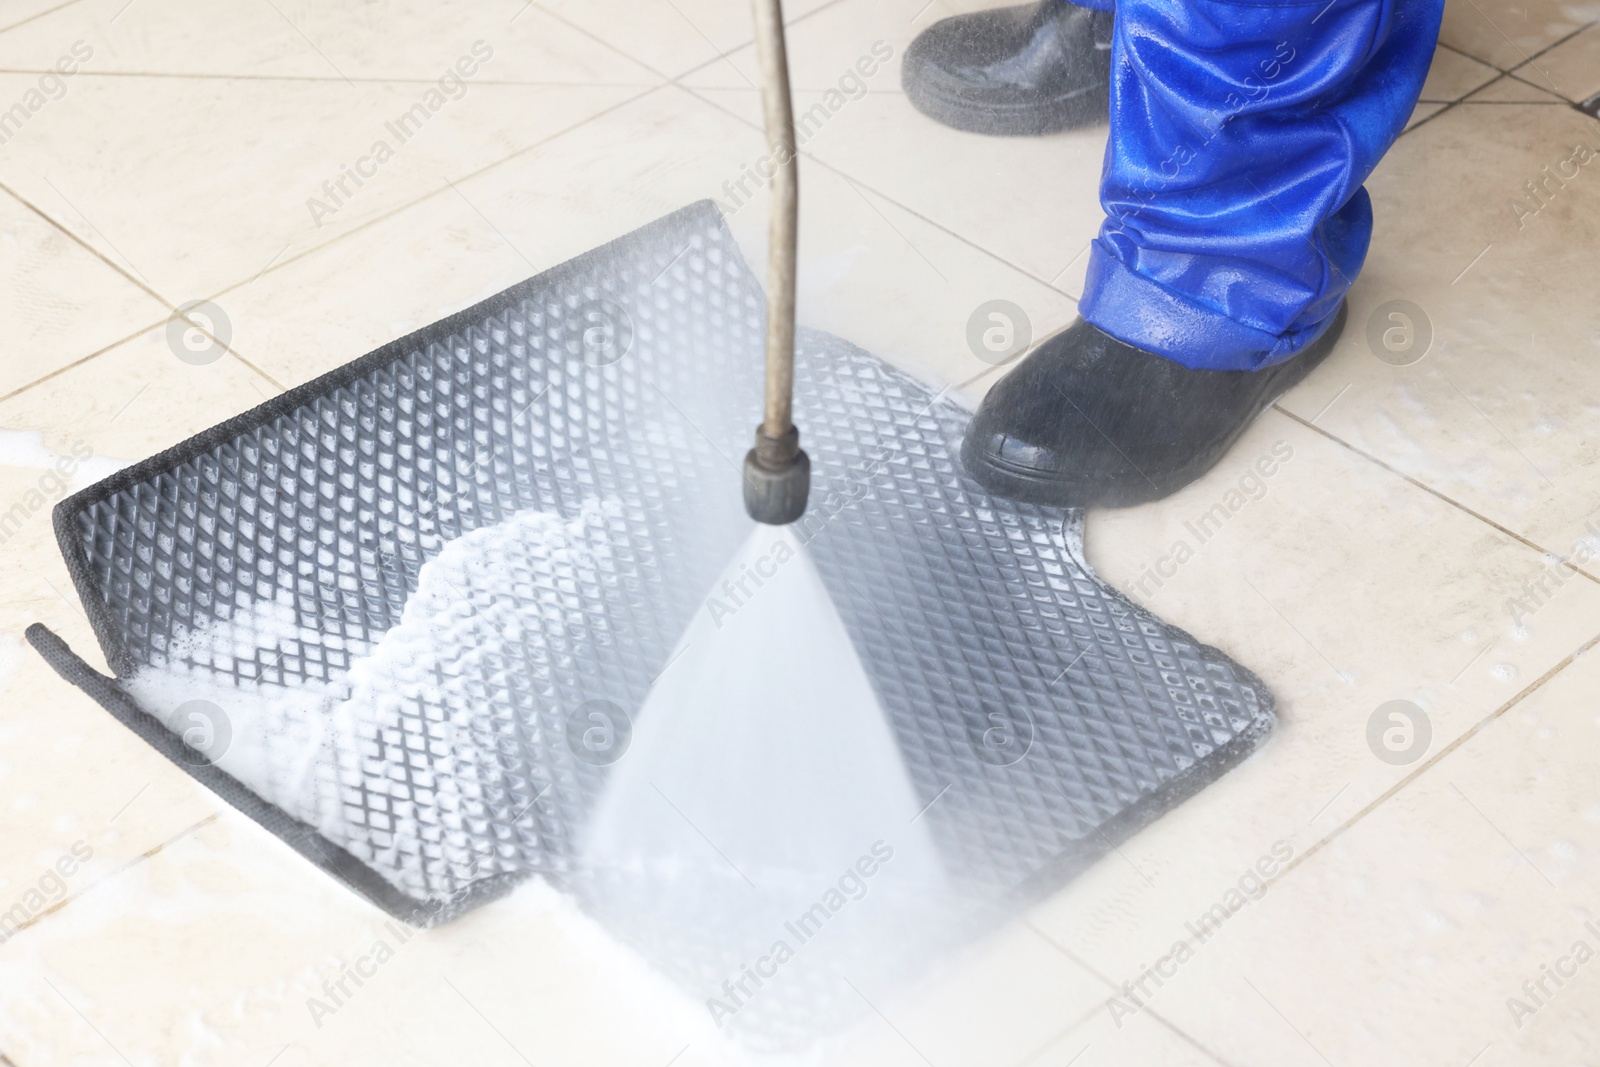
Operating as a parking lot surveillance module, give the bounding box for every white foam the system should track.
[126,499,624,882]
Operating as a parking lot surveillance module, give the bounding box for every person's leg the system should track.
[1084,0,1443,369]
[962,0,1444,507]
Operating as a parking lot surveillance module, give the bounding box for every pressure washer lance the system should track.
[742,0,811,526]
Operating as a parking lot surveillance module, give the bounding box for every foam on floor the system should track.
[0,428,126,485]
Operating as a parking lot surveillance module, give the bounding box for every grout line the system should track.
[679,80,1085,301]
[537,0,853,89]
[664,0,853,86]
[0,66,661,88]
[1396,71,1577,138]
[1399,96,1462,136]
[0,81,665,408]
[1436,39,1511,74]
[1502,68,1575,102]
[0,810,222,943]
[0,317,167,407]
[0,311,285,410]
[159,71,660,385]
[224,349,288,394]
[0,0,85,37]
[1418,21,1595,118]
[1504,17,1599,102]
[0,179,176,313]
[201,82,657,304]
[530,1,674,84]
[1433,19,1593,87]
[1005,978,1110,1067]
[1016,920,1243,1067]
[1462,69,1569,104]
[1273,627,1600,882]
[1271,404,1600,586]
[1011,620,1600,1067]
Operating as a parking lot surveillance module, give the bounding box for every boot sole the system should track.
[961,305,1348,509]
[902,60,1109,136]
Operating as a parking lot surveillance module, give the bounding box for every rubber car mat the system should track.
[29,199,1274,1048]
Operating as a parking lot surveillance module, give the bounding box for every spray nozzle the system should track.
[743,424,810,525]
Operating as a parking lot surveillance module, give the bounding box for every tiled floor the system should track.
[0,0,1597,1063]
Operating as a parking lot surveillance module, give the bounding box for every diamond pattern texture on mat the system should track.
[66,201,1272,1045]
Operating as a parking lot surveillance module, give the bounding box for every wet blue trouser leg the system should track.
[1074,0,1445,370]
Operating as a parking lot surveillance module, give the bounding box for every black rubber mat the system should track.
[30,200,1275,1047]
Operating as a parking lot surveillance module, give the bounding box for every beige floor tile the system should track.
[0,640,217,956]
[1528,22,1600,101]
[680,0,995,91]
[0,0,660,85]
[0,185,165,400]
[1422,45,1502,101]
[0,329,279,809]
[1466,71,1571,100]
[1025,403,1600,984]
[1439,0,1596,72]
[0,0,72,34]
[0,809,887,1066]
[0,68,647,302]
[0,329,283,934]
[201,188,534,391]
[0,0,326,79]
[824,922,1109,1067]
[213,86,1077,404]
[1106,647,1600,1066]
[1018,994,1229,1067]
[1277,100,1600,567]
[537,0,841,80]
[1407,100,1449,130]
[0,804,1111,1067]
[683,0,1109,294]
[0,327,282,527]
[0,342,247,938]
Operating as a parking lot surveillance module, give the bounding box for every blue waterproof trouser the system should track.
[1071,0,1445,370]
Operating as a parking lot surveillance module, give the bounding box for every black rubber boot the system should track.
[960,305,1348,508]
[901,0,1114,136]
